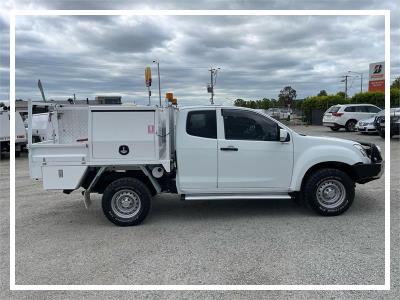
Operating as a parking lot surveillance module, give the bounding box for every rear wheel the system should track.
[102,177,152,226]
[378,129,385,138]
[345,120,357,132]
[330,127,340,131]
[303,168,354,216]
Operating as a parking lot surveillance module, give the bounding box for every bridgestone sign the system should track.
[368,61,385,92]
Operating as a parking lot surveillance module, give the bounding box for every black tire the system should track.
[330,127,340,131]
[102,177,152,226]
[379,130,385,138]
[345,120,357,132]
[15,151,20,157]
[303,168,355,216]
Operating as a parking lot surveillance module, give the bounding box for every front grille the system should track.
[358,142,383,163]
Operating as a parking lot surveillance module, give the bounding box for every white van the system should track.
[0,106,27,158]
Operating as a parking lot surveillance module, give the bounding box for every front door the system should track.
[218,109,293,190]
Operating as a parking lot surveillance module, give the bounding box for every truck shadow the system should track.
[146,196,312,223]
[41,191,377,227]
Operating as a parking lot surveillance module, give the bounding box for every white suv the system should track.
[322,104,381,132]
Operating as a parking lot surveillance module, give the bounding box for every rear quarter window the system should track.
[186,110,217,139]
[327,106,340,113]
[367,106,381,113]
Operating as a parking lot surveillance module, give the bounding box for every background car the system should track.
[356,109,384,134]
[265,108,291,119]
[375,107,400,138]
[322,104,382,132]
[356,116,378,134]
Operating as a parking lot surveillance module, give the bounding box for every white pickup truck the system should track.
[28,101,383,226]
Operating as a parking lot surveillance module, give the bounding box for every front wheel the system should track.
[345,120,357,132]
[303,168,355,216]
[102,177,152,226]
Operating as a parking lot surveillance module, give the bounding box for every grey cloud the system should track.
[12,14,386,104]
[12,0,395,10]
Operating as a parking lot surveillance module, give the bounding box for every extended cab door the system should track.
[217,109,293,190]
[176,109,218,191]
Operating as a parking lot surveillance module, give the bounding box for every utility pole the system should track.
[341,75,350,99]
[208,67,220,105]
[153,60,162,106]
[348,70,363,93]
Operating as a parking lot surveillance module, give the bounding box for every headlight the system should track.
[354,144,367,157]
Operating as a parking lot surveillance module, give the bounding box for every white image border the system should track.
[9,9,391,291]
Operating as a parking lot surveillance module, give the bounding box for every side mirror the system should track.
[279,128,290,142]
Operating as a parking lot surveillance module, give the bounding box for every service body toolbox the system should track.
[29,103,172,190]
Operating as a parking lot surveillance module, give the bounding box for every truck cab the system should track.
[28,102,384,226]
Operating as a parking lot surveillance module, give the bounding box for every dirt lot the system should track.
[1,126,399,299]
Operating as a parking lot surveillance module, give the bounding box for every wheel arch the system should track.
[82,167,159,196]
[299,161,357,192]
[345,118,358,129]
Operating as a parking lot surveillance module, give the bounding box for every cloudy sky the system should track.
[0,0,399,106]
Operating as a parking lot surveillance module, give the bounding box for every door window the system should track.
[222,109,278,141]
[366,106,381,113]
[355,106,368,113]
[344,106,356,112]
[186,110,217,139]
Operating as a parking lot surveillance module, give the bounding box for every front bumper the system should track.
[357,127,377,132]
[353,161,384,184]
[323,122,341,127]
[352,142,384,184]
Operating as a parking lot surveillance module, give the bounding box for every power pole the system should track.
[348,71,363,93]
[208,67,220,105]
[341,75,350,99]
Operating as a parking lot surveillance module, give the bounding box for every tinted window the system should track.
[344,106,356,112]
[222,109,278,141]
[355,106,369,113]
[327,106,340,113]
[367,106,381,113]
[186,110,217,139]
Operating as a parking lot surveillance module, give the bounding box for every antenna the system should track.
[38,79,46,102]
[208,67,220,105]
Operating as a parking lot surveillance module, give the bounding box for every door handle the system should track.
[220,146,238,151]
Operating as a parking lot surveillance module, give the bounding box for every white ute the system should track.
[28,101,384,226]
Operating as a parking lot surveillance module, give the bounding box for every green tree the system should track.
[234,98,246,107]
[391,76,400,89]
[317,90,327,96]
[336,91,346,99]
[278,86,297,107]
[351,92,384,108]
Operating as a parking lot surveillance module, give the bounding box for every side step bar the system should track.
[183,194,292,201]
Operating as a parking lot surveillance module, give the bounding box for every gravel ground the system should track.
[1,126,399,299]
